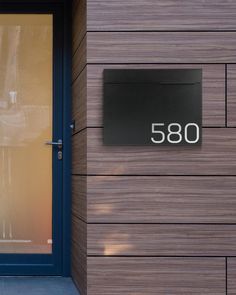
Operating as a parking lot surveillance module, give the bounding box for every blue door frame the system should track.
[0,1,72,276]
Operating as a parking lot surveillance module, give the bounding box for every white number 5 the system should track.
[151,123,165,144]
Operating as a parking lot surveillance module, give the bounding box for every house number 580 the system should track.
[151,123,200,144]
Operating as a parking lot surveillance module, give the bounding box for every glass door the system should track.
[0,5,64,275]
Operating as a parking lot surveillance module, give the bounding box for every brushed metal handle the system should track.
[45,139,63,149]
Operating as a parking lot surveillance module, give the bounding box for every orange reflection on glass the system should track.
[0,15,53,253]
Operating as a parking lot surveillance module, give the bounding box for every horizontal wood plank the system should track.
[88,224,236,256]
[88,0,236,31]
[86,64,225,129]
[72,239,87,295]
[72,216,87,254]
[72,176,87,222]
[72,0,86,54]
[227,64,236,127]
[71,216,87,294]
[87,32,236,64]
[87,257,225,295]
[75,176,236,223]
[72,129,87,175]
[72,67,87,133]
[74,128,236,175]
[72,34,87,82]
[227,258,236,295]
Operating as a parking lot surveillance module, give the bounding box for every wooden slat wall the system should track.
[72,0,86,54]
[71,239,87,295]
[72,67,87,133]
[71,1,87,293]
[228,258,236,294]
[72,35,87,82]
[87,224,236,256]
[227,64,236,127]
[79,176,236,223]
[72,176,86,222]
[87,0,236,31]
[87,258,225,295]
[87,32,236,64]
[71,1,236,294]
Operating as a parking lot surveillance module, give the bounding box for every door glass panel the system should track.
[0,15,53,253]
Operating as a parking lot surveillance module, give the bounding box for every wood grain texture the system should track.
[227,64,236,127]
[72,216,87,254]
[71,217,87,295]
[72,176,86,222]
[87,32,236,64]
[72,3,87,294]
[87,0,236,31]
[72,67,87,133]
[78,176,236,223]
[72,239,87,295]
[86,64,225,129]
[72,34,87,82]
[227,258,236,295]
[88,224,236,256]
[73,128,236,175]
[72,0,86,54]
[71,2,236,294]
[87,257,225,295]
[72,129,87,175]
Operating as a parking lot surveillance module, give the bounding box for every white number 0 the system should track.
[185,123,200,144]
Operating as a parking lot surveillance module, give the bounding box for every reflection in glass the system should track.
[0,15,53,253]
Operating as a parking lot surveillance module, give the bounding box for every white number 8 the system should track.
[167,123,182,144]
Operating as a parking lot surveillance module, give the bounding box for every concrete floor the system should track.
[0,277,80,295]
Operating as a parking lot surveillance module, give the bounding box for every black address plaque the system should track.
[103,69,202,146]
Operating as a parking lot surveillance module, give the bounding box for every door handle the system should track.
[45,139,63,149]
